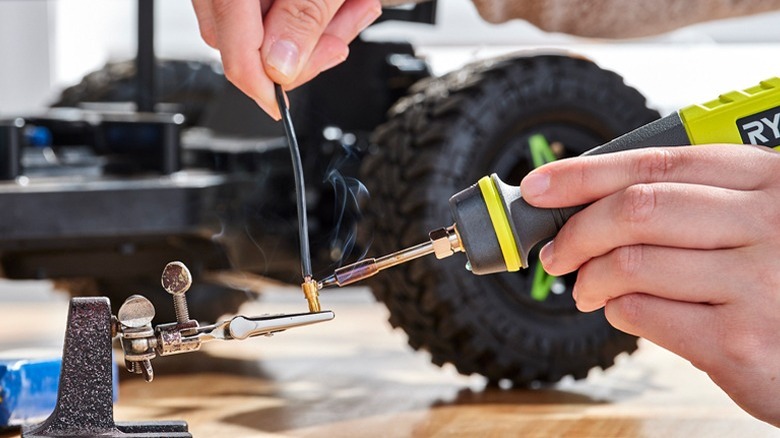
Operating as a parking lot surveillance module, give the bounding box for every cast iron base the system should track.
[22,297,191,437]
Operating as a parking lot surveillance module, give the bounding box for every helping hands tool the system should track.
[116,262,334,382]
[22,260,334,437]
[318,77,780,288]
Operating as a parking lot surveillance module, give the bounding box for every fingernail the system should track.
[267,39,299,80]
[571,283,578,301]
[522,172,550,198]
[539,241,554,267]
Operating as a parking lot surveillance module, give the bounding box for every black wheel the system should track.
[52,59,226,126]
[363,54,661,385]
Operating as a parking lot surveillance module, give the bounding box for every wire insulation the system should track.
[275,84,313,279]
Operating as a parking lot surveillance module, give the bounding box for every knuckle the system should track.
[613,245,643,279]
[279,0,333,31]
[212,0,239,23]
[620,184,657,225]
[634,148,677,182]
[570,161,594,197]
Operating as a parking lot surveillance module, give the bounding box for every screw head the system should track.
[161,261,192,296]
[117,294,155,328]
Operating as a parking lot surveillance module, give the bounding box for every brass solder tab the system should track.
[301,277,321,313]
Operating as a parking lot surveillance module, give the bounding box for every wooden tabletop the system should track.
[0,282,777,437]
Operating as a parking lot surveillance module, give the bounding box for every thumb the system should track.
[262,0,345,84]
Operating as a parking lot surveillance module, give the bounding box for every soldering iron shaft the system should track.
[319,240,435,288]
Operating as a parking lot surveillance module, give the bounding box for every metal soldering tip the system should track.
[315,226,462,290]
[318,275,338,289]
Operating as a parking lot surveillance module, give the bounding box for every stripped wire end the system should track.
[301,276,321,313]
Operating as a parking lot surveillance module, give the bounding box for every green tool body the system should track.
[455,77,780,275]
[319,77,780,288]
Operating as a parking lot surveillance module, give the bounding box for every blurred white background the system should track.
[1,0,780,115]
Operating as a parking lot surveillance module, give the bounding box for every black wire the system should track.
[275,84,312,279]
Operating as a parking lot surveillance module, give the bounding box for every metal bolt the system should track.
[161,261,192,324]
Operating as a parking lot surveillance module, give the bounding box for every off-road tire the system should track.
[53,59,226,126]
[363,54,661,385]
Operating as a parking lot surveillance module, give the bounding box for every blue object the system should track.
[0,350,61,429]
[0,350,119,428]
[24,126,52,147]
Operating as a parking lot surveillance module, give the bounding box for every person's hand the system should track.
[520,145,780,426]
[191,0,382,119]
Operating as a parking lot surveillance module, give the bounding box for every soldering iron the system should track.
[318,77,780,289]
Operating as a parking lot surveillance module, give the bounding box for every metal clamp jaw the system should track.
[114,262,334,382]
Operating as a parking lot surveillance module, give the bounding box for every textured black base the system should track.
[21,297,191,438]
[23,421,190,438]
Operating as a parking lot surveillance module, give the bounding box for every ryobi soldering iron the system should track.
[317,77,780,289]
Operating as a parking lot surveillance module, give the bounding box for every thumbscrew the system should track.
[161,261,192,324]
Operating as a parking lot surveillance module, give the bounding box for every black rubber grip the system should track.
[506,112,690,268]
[582,112,690,157]
[449,112,691,273]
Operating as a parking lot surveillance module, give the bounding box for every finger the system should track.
[284,0,380,87]
[604,293,719,371]
[262,0,345,84]
[521,145,776,208]
[211,0,280,119]
[191,0,218,48]
[285,34,349,90]
[325,0,382,42]
[573,246,736,312]
[544,183,759,274]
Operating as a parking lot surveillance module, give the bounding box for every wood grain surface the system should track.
[0,283,777,437]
